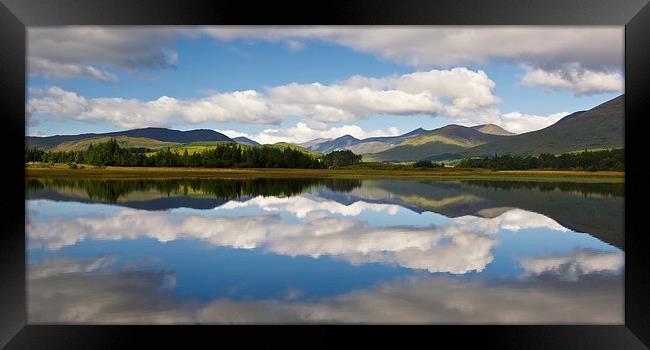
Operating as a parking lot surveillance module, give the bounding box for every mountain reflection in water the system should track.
[26,177,624,324]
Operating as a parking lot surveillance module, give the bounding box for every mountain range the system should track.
[26,94,624,162]
[27,127,234,149]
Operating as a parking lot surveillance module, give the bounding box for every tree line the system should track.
[25,139,363,169]
[27,177,363,203]
[457,149,624,171]
[413,160,444,168]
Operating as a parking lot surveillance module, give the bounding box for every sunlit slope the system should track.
[51,136,178,152]
[467,95,624,157]
[27,127,234,149]
[366,125,506,162]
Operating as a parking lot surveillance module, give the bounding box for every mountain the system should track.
[51,136,177,152]
[27,127,234,149]
[307,135,360,153]
[301,128,430,155]
[346,128,431,154]
[471,124,515,136]
[554,110,586,124]
[298,138,332,149]
[467,95,624,157]
[233,136,260,146]
[366,125,507,162]
[362,128,429,144]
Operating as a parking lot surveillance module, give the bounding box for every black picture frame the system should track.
[1,0,649,348]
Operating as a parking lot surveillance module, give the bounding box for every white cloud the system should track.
[521,64,623,95]
[27,206,496,274]
[28,258,623,324]
[29,57,118,82]
[284,40,305,51]
[230,122,401,144]
[200,26,622,70]
[29,256,117,279]
[493,111,569,134]
[521,250,624,281]
[218,194,401,218]
[28,27,191,81]
[28,197,572,275]
[28,67,500,130]
[29,26,622,89]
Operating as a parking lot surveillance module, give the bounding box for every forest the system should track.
[24,139,362,169]
[457,149,624,171]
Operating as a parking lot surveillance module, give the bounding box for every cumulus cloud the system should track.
[201,26,622,70]
[27,207,496,274]
[521,64,624,95]
[520,249,624,281]
[29,256,117,279]
[27,67,500,129]
[28,86,279,128]
[29,26,622,94]
[28,57,118,82]
[28,258,623,324]
[27,196,570,274]
[491,111,569,134]
[28,27,189,81]
[222,122,401,144]
[217,193,402,218]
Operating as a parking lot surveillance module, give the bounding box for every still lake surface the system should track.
[26,177,624,324]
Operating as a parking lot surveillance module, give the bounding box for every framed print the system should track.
[1,0,649,348]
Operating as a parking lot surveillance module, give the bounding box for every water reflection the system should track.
[26,177,624,324]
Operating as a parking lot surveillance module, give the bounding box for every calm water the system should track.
[25,178,624,324]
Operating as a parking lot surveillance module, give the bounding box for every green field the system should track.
[25,163,624,182]
[144,141,236,156]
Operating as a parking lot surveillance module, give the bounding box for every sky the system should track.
[26,26,624,144]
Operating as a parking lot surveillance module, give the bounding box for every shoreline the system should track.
[25,165,625,182]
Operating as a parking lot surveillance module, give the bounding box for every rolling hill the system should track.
[471,124,515,136]
[298,138,332,149]
[27,127,234,149]
[268,142,322,157]
[233,136,260,146]
[302,128,430,155]
[365,125,508,162]
[466,95,624,157]
[51,136,178,152]
[307,135,361,153]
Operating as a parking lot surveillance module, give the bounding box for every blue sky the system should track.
[26,26,623,143]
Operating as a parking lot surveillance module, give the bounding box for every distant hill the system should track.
[362,128,429,144]
[298,138,332,149]
[233,136,260,146]
[366,125,507,162]
[471,124,515,136]
[347,128,430,154]
[308,135,360,153]
[267,142,322,157]
[467,95,624,157]
[27,127,234,149]
[302,128,429,155]
[52,136,177,152]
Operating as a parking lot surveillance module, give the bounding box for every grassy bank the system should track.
[25,164,625,182]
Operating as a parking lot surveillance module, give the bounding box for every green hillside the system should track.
[364,142,467,162]
[151,141,321,158]
[51,136,177,152]
[268,142,322,157]
[467,95,624,157]
[347,141,396,155]
[471,124,515,136]
[366,125,504,162]
[157,141,237,155]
